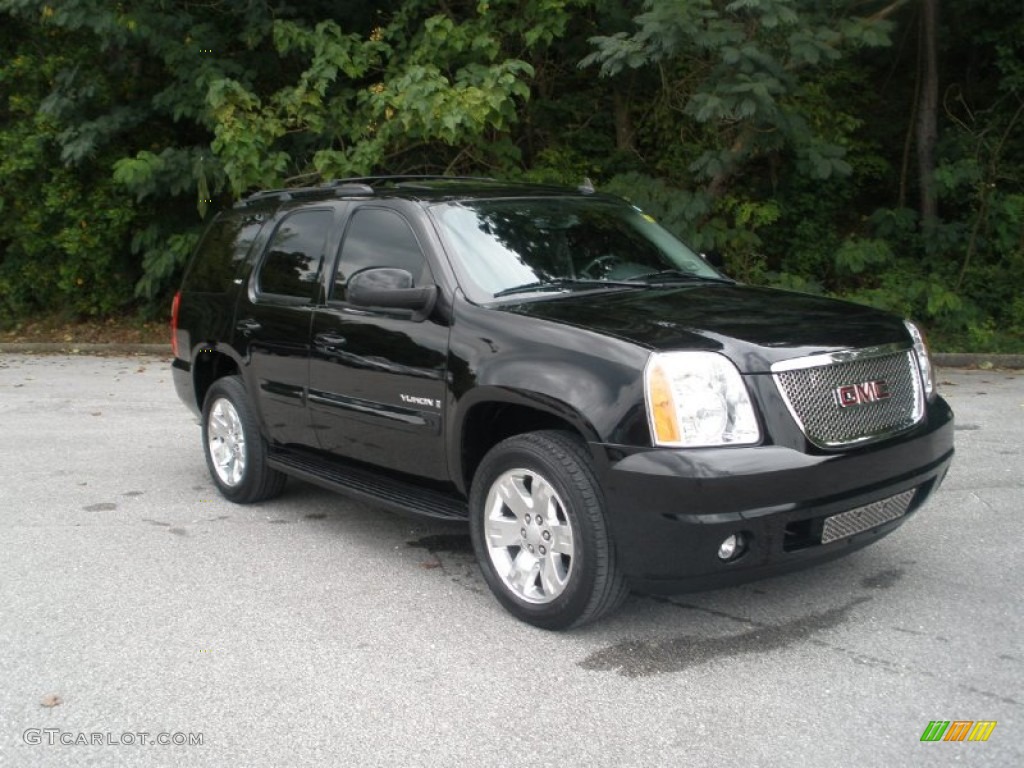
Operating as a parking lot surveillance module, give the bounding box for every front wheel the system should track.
[469,431,629,629]
[201,376,286,503]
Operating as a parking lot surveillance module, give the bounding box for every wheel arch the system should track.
[452,388,600,495]
[190,344,243,412]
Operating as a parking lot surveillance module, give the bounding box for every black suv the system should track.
[171,176,954,629]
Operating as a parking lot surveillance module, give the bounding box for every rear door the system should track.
[308,205,450,480]
[237,206,336,449]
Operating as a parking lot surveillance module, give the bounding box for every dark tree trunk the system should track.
[613,87,634,152]
[916,0,940,230]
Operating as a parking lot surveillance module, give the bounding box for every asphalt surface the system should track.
[0,355,1020,767]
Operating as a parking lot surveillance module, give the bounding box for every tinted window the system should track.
[257,209,333,299]
[185,214,263,292]
[431,198,718,298]
[332,209,428,300]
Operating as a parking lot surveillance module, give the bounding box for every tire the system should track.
[201,376,286,503]
[469,430,629,630]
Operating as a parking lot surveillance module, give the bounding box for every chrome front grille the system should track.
[772,345,924,449]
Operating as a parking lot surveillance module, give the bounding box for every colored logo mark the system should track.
[920,720,997,742]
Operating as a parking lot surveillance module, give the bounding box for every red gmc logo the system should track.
[836,380,892,408]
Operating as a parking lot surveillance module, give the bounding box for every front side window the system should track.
[430,197,722,300]
[332,208,429,301]
[257,209,333,299]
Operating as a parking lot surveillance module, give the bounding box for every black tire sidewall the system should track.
[469,432,607,630]
[200,376,267,503]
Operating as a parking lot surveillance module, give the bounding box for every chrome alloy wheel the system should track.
[482,468,576,604]
[207,397,246,487]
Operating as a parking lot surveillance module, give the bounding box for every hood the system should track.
[497,283,910,372]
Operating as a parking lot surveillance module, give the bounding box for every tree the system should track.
[582,0,896,198]
[0,14,141,321]
[0,0,576,313]
[0,0,1020,350]
[916,0,939,228]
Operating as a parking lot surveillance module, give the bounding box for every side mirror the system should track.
[346,268,437,321]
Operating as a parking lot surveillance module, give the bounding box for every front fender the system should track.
[446,300,652,490]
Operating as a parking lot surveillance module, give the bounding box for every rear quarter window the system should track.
[182,214,265,293]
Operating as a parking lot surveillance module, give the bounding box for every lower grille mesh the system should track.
[821,490,915,544]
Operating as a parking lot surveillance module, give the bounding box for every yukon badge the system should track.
[836,380,892,408]
[400,394,442,409]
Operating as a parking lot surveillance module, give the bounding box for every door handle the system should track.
[236,318,262,334]
[314,332,347,350]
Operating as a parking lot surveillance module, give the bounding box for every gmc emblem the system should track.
[836,380,892,408]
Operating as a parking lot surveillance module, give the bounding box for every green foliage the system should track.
[834,238,892,276]
[203,4,568,194]
[0,20,138,323]
[583,0,892,190]
[602,173,712,245]
[0,0,1021,351]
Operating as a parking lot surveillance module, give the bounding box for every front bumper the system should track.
[594,395,954,593]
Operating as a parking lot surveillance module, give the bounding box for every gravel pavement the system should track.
[0,355,1020,767]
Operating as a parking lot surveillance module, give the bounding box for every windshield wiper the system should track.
[493,278,643,298]
[627,269,734,285]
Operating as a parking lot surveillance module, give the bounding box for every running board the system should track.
[267,450,468,521]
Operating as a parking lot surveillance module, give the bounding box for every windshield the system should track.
[430,197,724,301]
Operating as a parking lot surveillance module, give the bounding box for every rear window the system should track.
[184,214,264,293]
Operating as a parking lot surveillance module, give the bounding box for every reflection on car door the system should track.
[308,206,449,481]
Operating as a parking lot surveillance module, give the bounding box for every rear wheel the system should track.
[201,376,286,503]
[469,430,629,629]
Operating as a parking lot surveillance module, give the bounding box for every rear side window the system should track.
[184,214,263,292]
[257,209,333,300]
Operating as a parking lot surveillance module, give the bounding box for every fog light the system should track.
[718,534,744,561]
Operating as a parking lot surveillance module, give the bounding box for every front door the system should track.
[308,206,449,481]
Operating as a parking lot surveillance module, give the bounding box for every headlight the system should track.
[644,351,760,447]
[904,320,935,400]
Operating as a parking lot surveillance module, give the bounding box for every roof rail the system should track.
[323,175,498,187]
[234,175,499,208]
[235,182,374,207]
